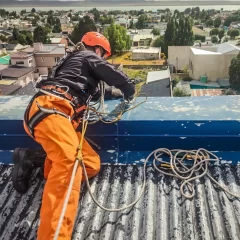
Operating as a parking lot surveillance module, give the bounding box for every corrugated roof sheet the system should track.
[0,164,240,240]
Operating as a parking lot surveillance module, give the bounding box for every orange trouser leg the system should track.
[24,95,100,240]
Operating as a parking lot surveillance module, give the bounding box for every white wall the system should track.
[189,52,236,81]
[11,57,36,68]
[17,72,35,86]
[132,52,160,60]
[168,46,191,71]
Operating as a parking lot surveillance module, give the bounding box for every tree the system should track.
[18,33,27,45]
[194,34,206,42]
[90,8,100,23]
[218,29,225,41]
[11,27,19,43]
[211,35,218,44]
[153,35,167,56]
[31,8,36,13]
[164,18,176,46]
[229,53,240,89]
[151,28,160,35]
[210,28,219,36]
[206,19,214,27]
[129,19,134,29]
[228,29,240,39]
[224,15,239,27]
[99,15,114,25]
[104,23,131,54]
[70,16,97,44]
[136,14,147,29]
[184,8,191,15]
[47,15,54,26]
[53,24,62,33]
[21,9,26,15]
[34,26,50,43]
[214,17,221,28]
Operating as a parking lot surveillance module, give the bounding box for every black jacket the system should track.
[46,50,135,98]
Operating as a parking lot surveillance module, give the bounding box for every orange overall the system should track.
[24,94,100,240]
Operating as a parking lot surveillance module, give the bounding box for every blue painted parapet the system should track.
[0,95,240,164]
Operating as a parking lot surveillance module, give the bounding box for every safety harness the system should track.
[25,46,91,138]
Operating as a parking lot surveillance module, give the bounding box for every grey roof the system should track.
[0,84,21,95]
[0,164,240,240]
[217,79,231,87]
[34,44,65,55]
[140,78,171,97]
[217,43,240,54]
[0,66,34,78]
[14,82,38,96]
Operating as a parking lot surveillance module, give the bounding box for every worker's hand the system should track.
[124,94,134,104]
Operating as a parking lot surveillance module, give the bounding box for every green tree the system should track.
[11,27,19,43]
[164,18,176,46]
[18,33,27,45]
[104,23,131,54]
[31,8,36,13]
[153,35,167,56]
[229,53,240,89]
[34,26,50,43]
[129,19,134,29]
[206,19,214,27]
[228,29,240,39]
[53,24,62,33]
[70,16,97,44]
[224,15,239,27]
[194,34,206,42]
[218,29,225,41]
[90,8,100,22]
[184,8,191,15]
[136,14,147,29]
[151,28,160,35]
[214,17,221,28]
[99,15,114,25]
[47,15,54,26]
[210,28,219,36]
[21,9,26,15]
[211,35,218,43]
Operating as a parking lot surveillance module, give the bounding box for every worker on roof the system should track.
[12,31,135,240]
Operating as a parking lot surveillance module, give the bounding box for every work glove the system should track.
[124,94,135,104]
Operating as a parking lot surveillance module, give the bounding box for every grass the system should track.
[122,67,148,93]
[108,52,164,65]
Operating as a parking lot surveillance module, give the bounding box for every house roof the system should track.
[191,89,224,97]
[10,52,33,59]
[146,70,170,84]
[0,66,34,78]
[132,34,153,42]
[217,43,240,54]
[0,84,21,95]
[0,55,10,65]
[34,44,65,55]
[0,164,239,240]
[140,78,170,97]
[14,81,37,95]
[191,47,221,55]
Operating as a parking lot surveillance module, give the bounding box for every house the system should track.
[0,29,13,39]
[168,43,240,81]
[140,69,171,97]
[192,26,209,37]
[115,18,129,28]
[50,37,68,47]
[132,47,161,60]
[0,55,10,65]
[10,52,35,68]
[131,34,154,47]
[0,43,25,53]
[33,42,65,76]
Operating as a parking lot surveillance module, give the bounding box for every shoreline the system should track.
[1,2,240,8]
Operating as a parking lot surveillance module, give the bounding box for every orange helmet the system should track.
[81,32,111,57]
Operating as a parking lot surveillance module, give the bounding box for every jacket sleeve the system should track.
[85,54,135,97]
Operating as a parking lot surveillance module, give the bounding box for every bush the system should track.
[172,76,181,88]
[182,76,193,81]
[223,88,237,95]
[182,65,189,74]
[173,87,191,97]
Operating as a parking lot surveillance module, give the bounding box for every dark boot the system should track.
[12,148,46,193]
